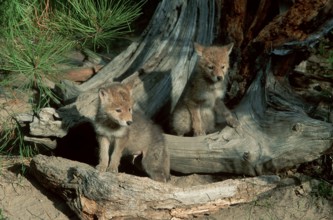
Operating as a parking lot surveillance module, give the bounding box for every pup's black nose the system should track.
[126,121,133,126]
[217,76,223,81]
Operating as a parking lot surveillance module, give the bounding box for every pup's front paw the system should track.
[226,116,240,128]
[106,165,118,173]
[96,164,107,172]
[193,129,206,136]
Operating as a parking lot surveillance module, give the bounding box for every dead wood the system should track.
[17,0,333,175]
[20,63,333,176]
[13,1,333,218]
[57,0,216,117]
[30,154,280,220]
[227,0,333,99]
[166,67,333,175]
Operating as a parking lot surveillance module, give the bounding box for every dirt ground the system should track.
[0,157,332,220]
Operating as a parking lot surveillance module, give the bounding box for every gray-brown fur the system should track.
[171,43,239,136]
[94,82,170,182]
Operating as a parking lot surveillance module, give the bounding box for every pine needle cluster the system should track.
[0,0,145,157]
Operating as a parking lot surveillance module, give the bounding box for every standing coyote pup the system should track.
[171,42,239,136]
[94,82,170,182]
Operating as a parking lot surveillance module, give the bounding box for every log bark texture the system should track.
[19,0,333,176]
[30,155,280,220]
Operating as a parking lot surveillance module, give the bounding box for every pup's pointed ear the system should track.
[225,43,234,55]
[124,80,134,95]
[194,42,204,57]
[98,88,110,103]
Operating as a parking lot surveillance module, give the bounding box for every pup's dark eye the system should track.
[129,108,132,112]
[116,109,122,113]
[221,65,225,69]
[208,65,214,70]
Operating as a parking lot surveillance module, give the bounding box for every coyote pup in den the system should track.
[171,42,239,136]
[94,82,170,182]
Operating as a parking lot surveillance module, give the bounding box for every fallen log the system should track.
[30,154,280,220]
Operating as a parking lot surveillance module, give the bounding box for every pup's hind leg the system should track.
[142,147,170,182]
[171,104,191,136]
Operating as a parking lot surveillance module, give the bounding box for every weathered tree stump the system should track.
[15,1,333,218]
[17,0,333,175]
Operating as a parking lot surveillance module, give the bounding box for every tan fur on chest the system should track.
[188,76,226,108]
[95,124,128,139]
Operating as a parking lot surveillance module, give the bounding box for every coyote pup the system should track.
[171,42,239,136]
[94,82,170,182]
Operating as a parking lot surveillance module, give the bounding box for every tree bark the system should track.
[224,0,333,102]
[30,154,280,220]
